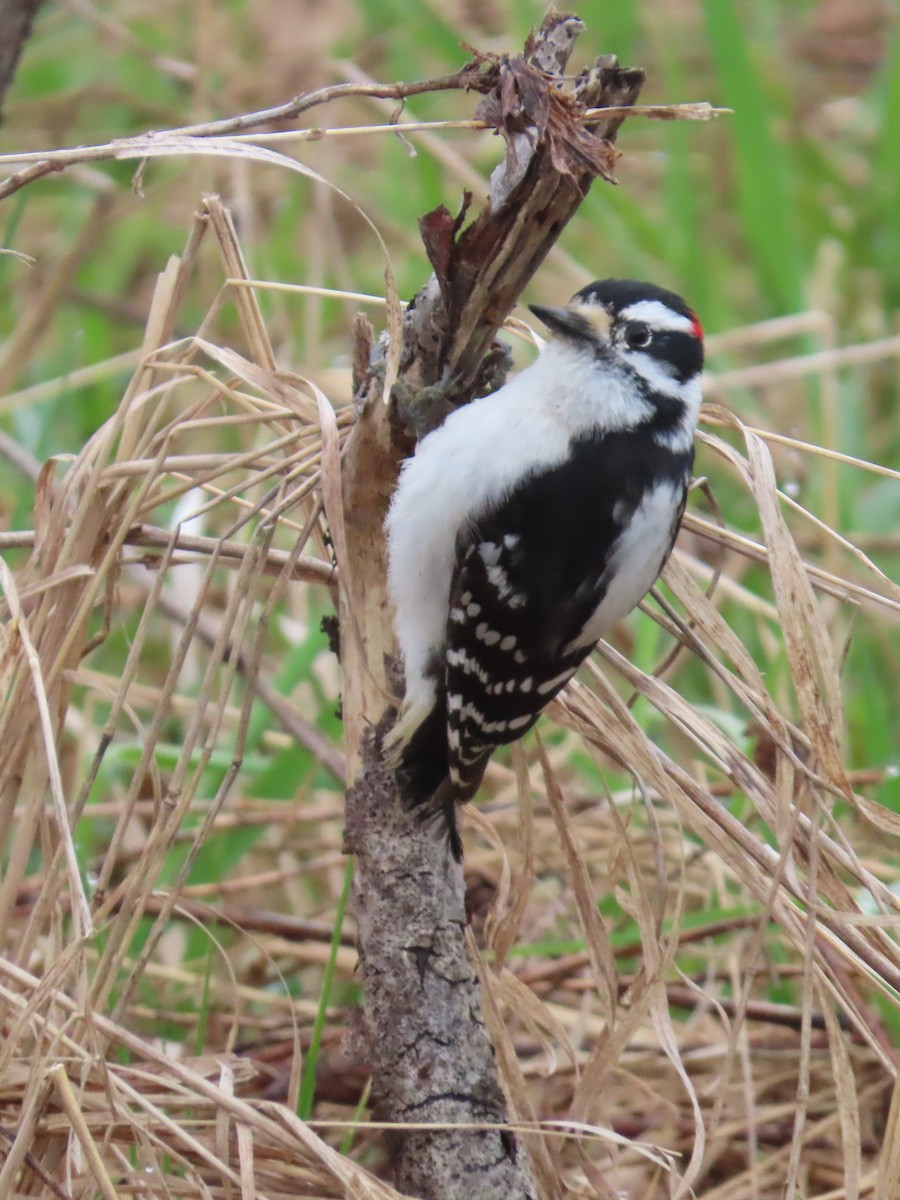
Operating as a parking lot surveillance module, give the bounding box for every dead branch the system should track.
[0,0,45,119]
[339,13,644,1199]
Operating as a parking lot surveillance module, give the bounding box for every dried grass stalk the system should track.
[0,12,898,1200]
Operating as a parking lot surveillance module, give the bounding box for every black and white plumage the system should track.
[384,278,704,856]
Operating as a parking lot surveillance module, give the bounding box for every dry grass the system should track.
[0,191,898,1198]
[1,6,900,1193]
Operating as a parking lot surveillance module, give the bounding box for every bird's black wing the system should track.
[443,432,646,798]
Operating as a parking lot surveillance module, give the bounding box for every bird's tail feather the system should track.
[414,778,463,862]
[387,695,464,859]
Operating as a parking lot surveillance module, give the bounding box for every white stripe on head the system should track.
[620,350,686,398]
[620,299,696,334]
[617,352,702,452]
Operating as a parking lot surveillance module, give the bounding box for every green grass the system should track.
[297,859,354,1120]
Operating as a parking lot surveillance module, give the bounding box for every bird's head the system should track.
[529,278,704,387]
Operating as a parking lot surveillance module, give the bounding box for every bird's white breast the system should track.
[564,479,682,654]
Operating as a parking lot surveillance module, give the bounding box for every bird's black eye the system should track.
[624,321,651,349]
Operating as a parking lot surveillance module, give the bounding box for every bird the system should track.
[384,278,704,858]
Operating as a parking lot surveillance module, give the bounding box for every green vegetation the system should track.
[1,2,898,1196]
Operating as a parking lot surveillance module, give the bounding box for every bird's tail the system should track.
[385,695,466,860]
[417,777,463,862]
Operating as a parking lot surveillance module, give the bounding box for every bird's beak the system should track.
[528,303,611,343]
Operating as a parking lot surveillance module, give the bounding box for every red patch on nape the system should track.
[689,313,704,341]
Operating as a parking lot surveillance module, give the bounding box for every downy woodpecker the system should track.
[385,278,704,857]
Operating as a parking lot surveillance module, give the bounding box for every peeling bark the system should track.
[337,13,645,1197]
[396,39,645,428]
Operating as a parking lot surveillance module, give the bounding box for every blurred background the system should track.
[1,3,899,1195]
[2,0,898,801]
[1,1,898,405]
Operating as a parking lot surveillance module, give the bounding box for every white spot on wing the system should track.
[487,563,512,595]
[537,667,576,696]
[612,498,632,525]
